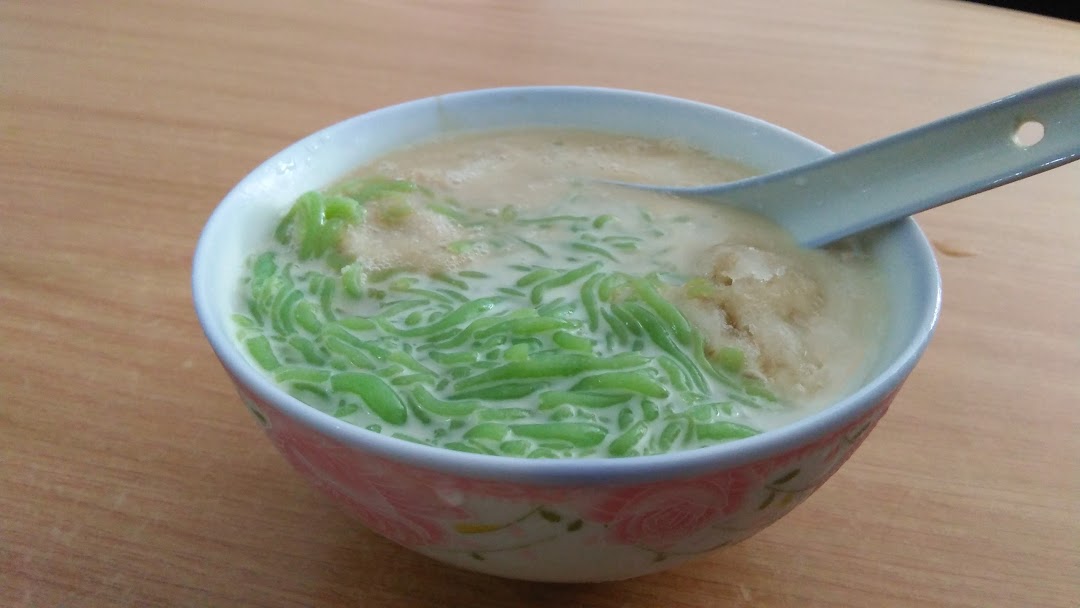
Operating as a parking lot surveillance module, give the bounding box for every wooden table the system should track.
[3,1,1077,606]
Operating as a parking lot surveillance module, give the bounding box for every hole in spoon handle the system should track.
[1012,120,1044,148]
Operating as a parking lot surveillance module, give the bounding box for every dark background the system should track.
[966,0,1079,21]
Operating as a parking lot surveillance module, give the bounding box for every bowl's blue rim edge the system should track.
[192,85,943,486]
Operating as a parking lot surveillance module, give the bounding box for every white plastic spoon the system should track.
[614,75,1080,247]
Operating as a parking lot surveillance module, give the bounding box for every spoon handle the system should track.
[688,75,1080,247]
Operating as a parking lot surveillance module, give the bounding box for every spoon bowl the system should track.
[610,75,1080,247]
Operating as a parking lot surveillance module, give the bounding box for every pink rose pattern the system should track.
[586,471,749,550]
[235,380,897,557]
[270,428,467,547]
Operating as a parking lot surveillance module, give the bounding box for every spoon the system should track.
[612,75,1080,248]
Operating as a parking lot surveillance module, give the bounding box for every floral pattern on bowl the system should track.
[235,382,898,581]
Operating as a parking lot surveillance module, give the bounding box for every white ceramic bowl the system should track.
[192,86,941,582]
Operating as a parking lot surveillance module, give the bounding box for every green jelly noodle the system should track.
[234,176,783,459]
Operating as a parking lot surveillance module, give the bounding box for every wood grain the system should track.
[2,1,1077,606]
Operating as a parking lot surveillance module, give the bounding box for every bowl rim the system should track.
[192,85,942,486]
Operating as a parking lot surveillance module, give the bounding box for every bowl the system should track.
[192,86,941,582]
